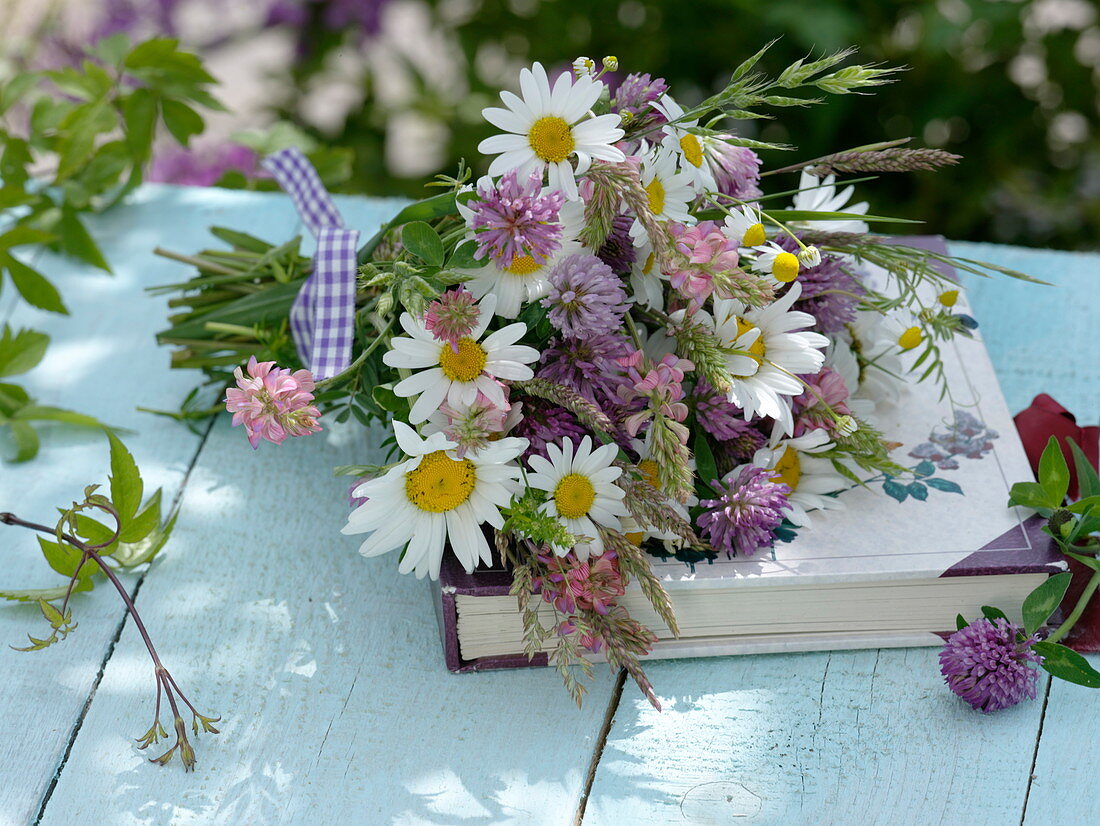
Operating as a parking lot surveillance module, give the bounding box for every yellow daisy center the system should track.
[438,337,487,382]
[898,326,923,351]
[742,222,766,247]
[938,289,959,307]
[528,116,575,163]
[625,531,645,546]
[645,177,666,215]
[772,446,802,491]
[505,254,542,276]
[679,133,704,168]
[643,251,655,275]
[637,459,660,489]
[773,252,800,283]
[405,450,477,513]
[554,473,596,519]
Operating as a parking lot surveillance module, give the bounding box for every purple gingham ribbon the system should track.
[261,148,358,380]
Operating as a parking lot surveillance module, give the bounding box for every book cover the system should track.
[433,236,1064,673]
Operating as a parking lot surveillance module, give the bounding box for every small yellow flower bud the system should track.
[602,55,619,72]
[939,289,959,307]
[898,326,923,350]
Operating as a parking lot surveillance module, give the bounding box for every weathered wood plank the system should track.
[1022,653,1100,823]
[35,192,614,825]
[582,650,1048,825]
[0,186,296,825]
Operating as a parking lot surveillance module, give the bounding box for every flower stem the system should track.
[1046,569,1100,645]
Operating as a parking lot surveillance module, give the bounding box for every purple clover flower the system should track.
[542,253,629,339]
[706,141,763,202]
[537,333,630,409]
[468,169,564,267]
[692,377,757,442]
[512,398,589,461]
[697,465,791,557]
[939,617,1043,712]
[611,73,668,132]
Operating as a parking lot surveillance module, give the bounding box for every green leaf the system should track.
[402,221,445,267]
[981,605,1008,622]
[11,404,105,429]
[1065,550,1100,572]
[775,209,922,224]
[1068,496,1100,515]
[1068,438,1100,501]
[119,488,162,544]
[1008,481,1058,512]
[1033,641,1100,688]
[1038,435,1070,505]
[0,326,50,377]
[209,226,273,254]
[1022,572,1072,636]
[107,431,142,522]
[0,225,56,250]
[4,254,68,314]
[906,481,928,501]
[37,536,98,579]
[56,208,110,271]
[447,240,485,270]
[357,192,457,262]
[956,614,969,631]
[693,433,719,486]
[74,514,118,547]
[160,99,204,146]
[5,420,40,462]
[122,87,158,163]
[111,507,177,567]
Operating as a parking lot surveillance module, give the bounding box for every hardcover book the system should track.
[432,237,1064,673]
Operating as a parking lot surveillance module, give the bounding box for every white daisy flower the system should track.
[790,170,869,233]
[477,62,625,201]
[651,94,717,193]
[628,240,665,310]
[748,240,801,284]
[753,427,849,527]
[383,294,539,424]
[342,422,529,579]
[706,281,829,434]
[723,205,767,248]
[526,435,630,559]
[456,195,585,318]
[630,145,695,241]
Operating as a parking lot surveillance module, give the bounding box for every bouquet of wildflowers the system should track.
[156,48,1043,707]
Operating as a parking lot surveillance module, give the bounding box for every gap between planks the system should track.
[31,416,217,825]
[1018,674,1053,826]
[574,668,627,826]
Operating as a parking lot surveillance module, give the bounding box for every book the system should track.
[432,237,1065,673]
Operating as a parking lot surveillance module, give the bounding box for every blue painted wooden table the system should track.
[0,186,1097,825]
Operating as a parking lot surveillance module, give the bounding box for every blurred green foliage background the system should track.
[10,0,1100,249]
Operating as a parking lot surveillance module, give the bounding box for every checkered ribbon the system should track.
[261,148,359,380]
